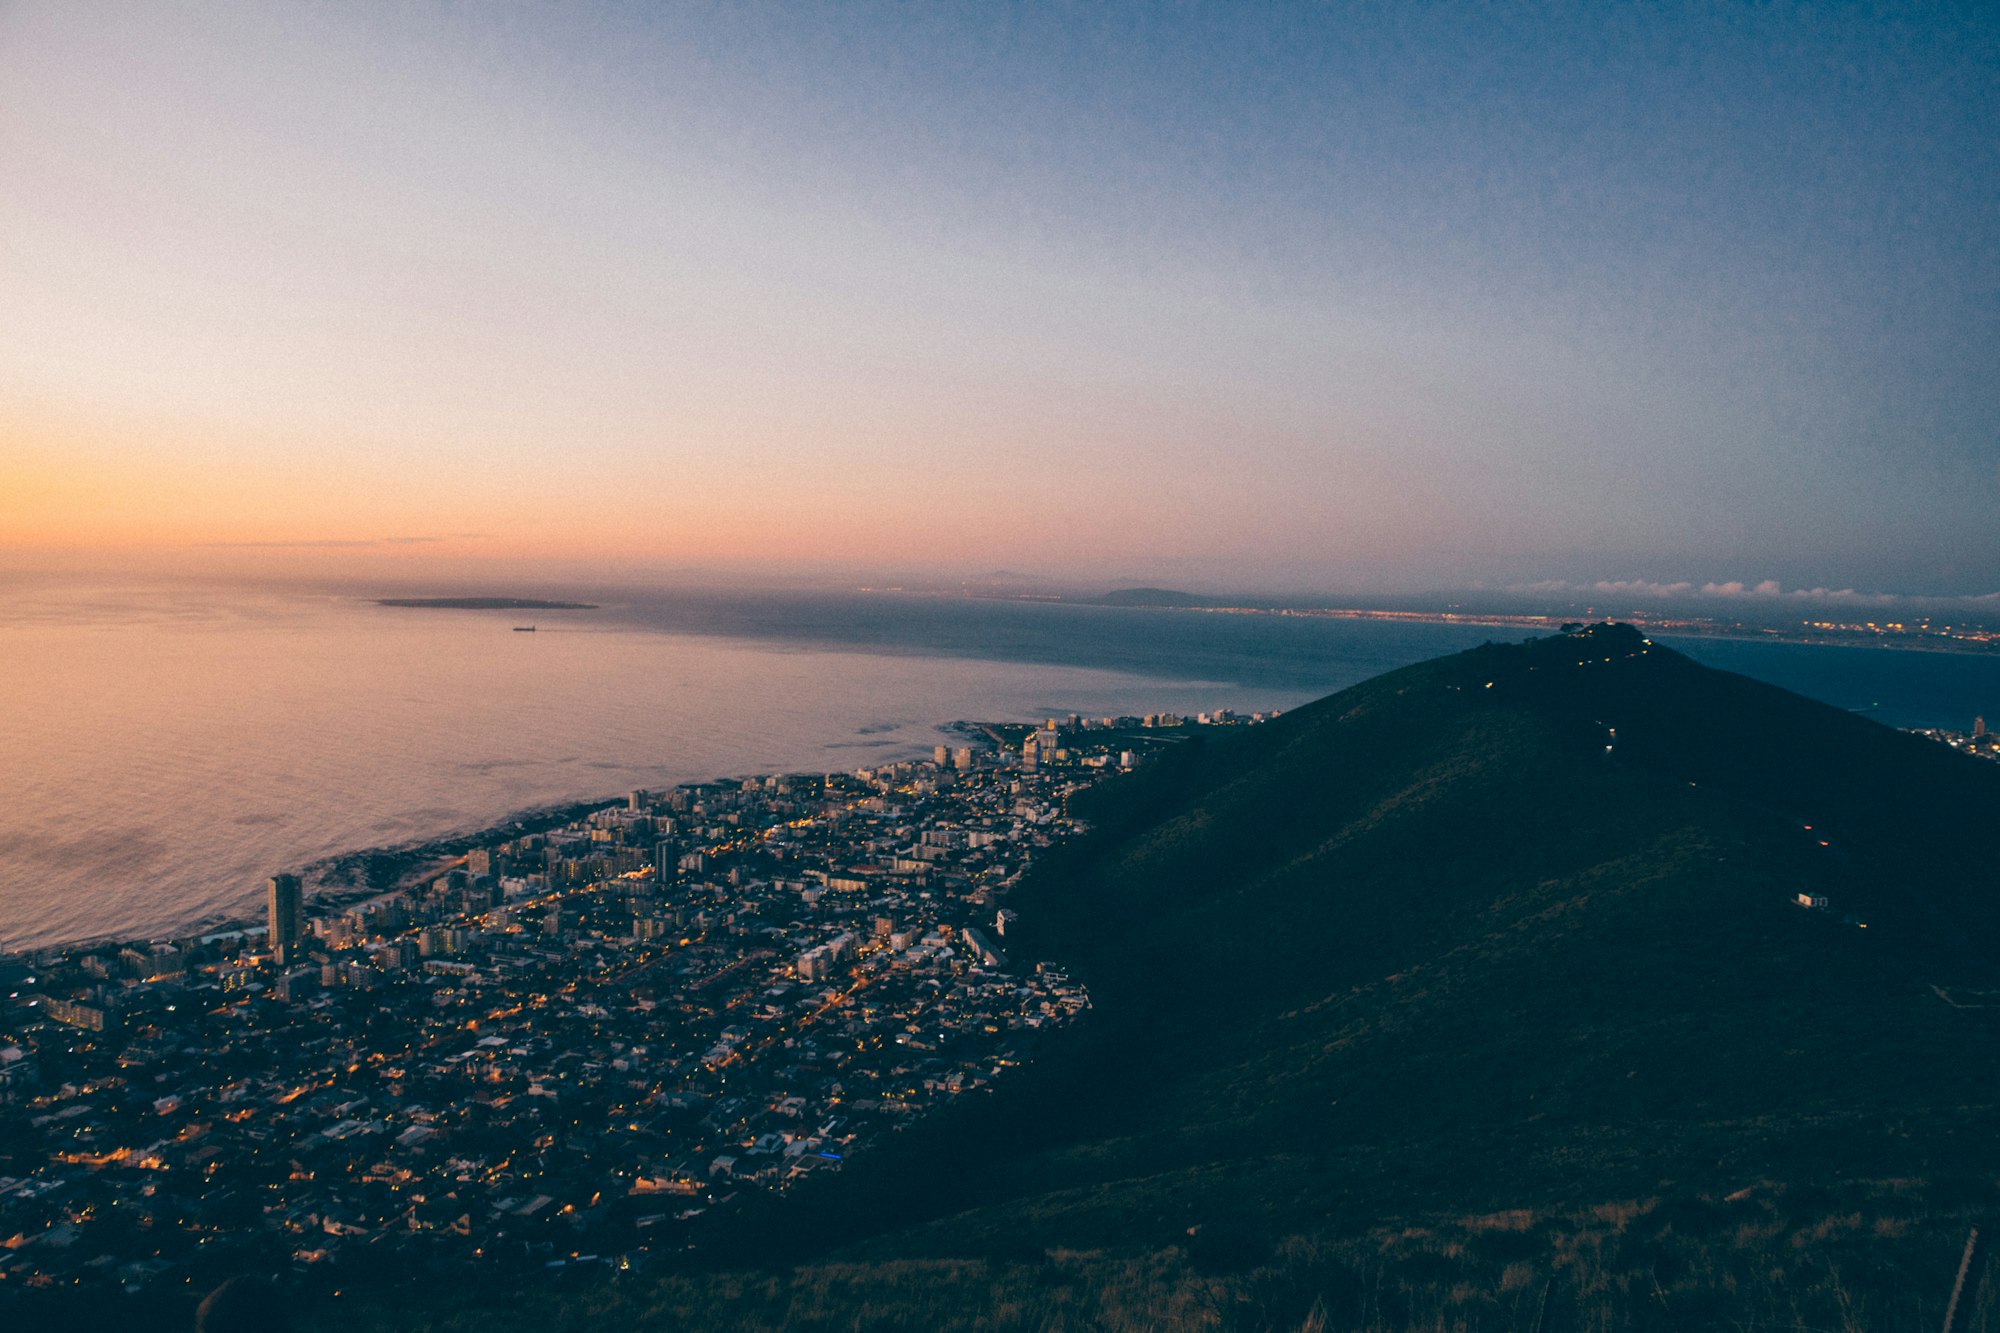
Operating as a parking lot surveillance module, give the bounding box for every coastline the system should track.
[941,590,2000,657]
[0,710,1180,962]
[1171,605,2000,657]
[7,598,1992,959]
[0,795,621,963]
[3,737,977,961]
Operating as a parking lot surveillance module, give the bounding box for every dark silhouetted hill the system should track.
[304,624,2000,1331]
[749,625,2000,1253]
[1095,587,1223,607]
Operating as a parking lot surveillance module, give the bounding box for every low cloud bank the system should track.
[1512,579,2000,611]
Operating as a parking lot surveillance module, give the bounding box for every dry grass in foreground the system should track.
[305,1180,2000,1333]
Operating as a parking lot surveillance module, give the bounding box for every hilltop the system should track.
[308,624,2000,1331]
[1095,587,1222,608]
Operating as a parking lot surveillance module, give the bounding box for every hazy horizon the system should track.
[8,561,2000,634]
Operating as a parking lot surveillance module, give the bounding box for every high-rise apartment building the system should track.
[268,873,303,963]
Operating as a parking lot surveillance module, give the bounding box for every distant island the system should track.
[376,597,598,610]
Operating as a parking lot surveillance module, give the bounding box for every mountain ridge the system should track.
[292,624,2000,1330]
[736,623,2000,1263]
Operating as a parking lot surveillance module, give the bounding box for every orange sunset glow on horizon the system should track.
[3,2,1995,600]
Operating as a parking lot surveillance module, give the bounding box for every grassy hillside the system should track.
[733,626,2000,1251]
[298,1187,2000,1333]
[303,624,2000,1330]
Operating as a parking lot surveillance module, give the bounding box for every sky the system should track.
[2,2,1996,600]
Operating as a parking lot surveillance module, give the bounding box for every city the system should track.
[1912,717,2000,763]
[0,710,1273,1297]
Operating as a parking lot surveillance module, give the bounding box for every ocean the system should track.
[2,576,1995,952]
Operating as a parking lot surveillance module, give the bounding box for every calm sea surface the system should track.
[2,577,1995,951]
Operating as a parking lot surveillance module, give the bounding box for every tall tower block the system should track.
[267,873,303,964]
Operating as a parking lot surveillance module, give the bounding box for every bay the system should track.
[1,576,1993,951]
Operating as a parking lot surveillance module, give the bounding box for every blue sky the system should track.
[3,2,1995,597]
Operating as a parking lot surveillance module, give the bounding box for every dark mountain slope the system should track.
[765,624,2000,1258]
[305,624,2000,1331]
